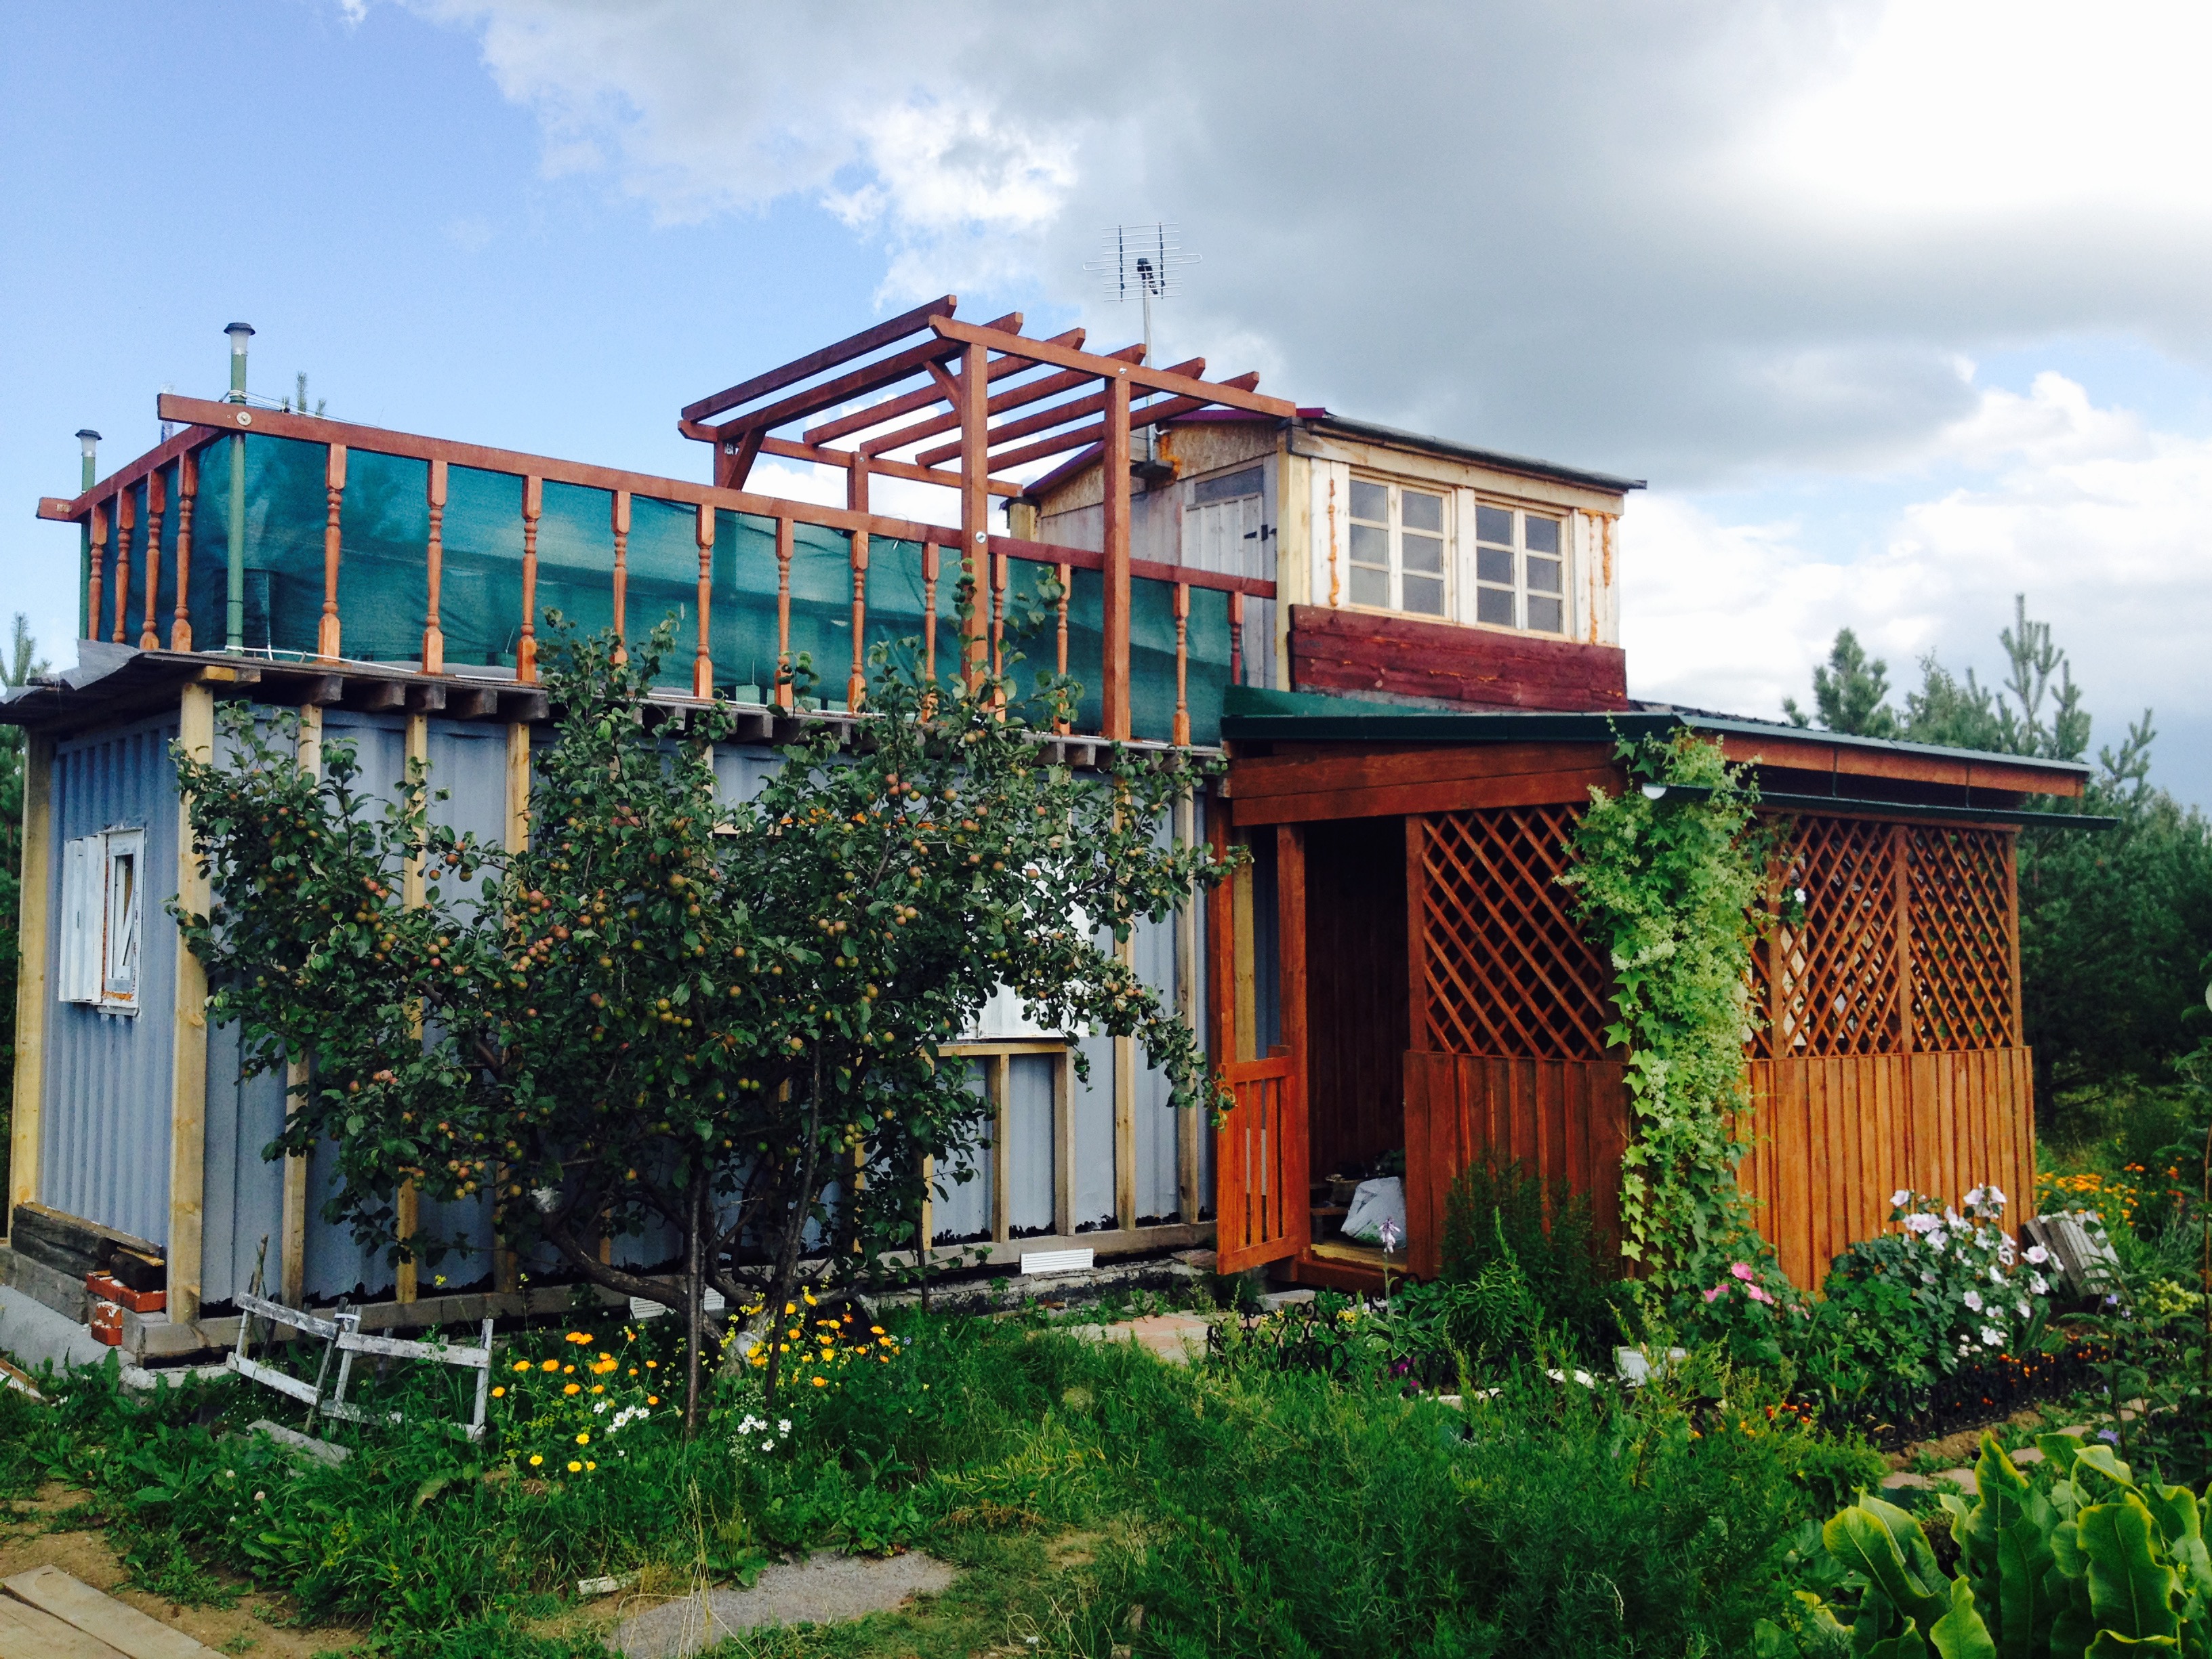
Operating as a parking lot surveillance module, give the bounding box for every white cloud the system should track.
[1627,377,2212,735]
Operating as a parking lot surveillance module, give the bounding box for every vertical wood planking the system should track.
[169,682,216,1324]
[423,460,448,674]
[1175,790,1202,1223]
[1052,1045,1076,1238]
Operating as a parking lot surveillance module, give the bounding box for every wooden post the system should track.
[169,682,216,1326]
[111,489,132,644]
[774,516,794,710]
[1055,561,1072,734]
[87,502,107,644]
[494,717,532,1294]
[922,541,940,688]
[7,734,54,1229]
[280,706,321,1307]
[1232,842,1258,1065]
[318,445,346,661]
[960,342,991,687]
[517,475,541,683]
[848,457,869,710]
[1172,583,1191,746]
[2004,830,2024,1044]
[1207,800,1239,1067]
[1052,1045,1076,1238]
[170,452,196,651]
[990,1055,1012,1244]
[422,459,447,675]
[139,468,165,650]
[1893,823,1914,1053]
[609,489,630,665]
[1114,930,1137,1232]
[1405,816,1429,1052]
[692,501,715,698]
[1277,822,1308,1097]
[1175,789,1202,1223]
[1101,371,1133,739]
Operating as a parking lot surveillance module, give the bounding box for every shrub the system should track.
[1440,1159,1625,1359]
[1820,1185,2053,1377]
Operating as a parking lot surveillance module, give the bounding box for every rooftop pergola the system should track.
[676,298,1295,735]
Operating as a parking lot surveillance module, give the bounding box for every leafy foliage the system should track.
[1784,626,1900,739]
[1563,730,1776,1295]
[1439,1157,1625,1360]
[169,613,1231,1425]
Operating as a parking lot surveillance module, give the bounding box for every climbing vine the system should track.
[1560,731,1776,1297]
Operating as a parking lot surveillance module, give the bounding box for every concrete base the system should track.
[0,1283,117,1376]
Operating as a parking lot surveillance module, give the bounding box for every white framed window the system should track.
[60,827,145,1012]
[1473,504,1568,634]
[1347,478,1449,617]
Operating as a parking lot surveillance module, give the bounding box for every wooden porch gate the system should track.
[1215,1050,1309,1273]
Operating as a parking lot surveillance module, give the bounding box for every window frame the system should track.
[1344,474,1452,619]
[1471,500,1572,637]
[60,826,146,1013]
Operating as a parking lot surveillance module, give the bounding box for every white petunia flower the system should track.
[2025,1245,2049,1265]
[1981,1326,2004,1347]
[1928,1231,1948,1252]
[1891,1189,1912,1210]
[2030,1273,2048,1295]
[1963,1290,1983,1312]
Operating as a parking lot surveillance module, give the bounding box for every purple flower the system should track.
[1378,1217,1401,1256]
[2099,1429,2121,1445]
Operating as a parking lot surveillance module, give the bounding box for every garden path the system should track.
[607,1551,958,1658]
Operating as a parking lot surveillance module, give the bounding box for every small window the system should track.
[1347,480,1449,617]
[1191,466,1263,506]
[1473,506,1568,634]
[60,827,145,1012]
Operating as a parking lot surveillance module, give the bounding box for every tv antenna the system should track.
[1085,223,1197,461]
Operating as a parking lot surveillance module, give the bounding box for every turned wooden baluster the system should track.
[1055,560,1071,734]
[169,453,197,651]
[922,540,940,687]
[774,516,794,710]
[847,533,869,711]
[317,444,347,661]
[422,459,447,674]
[1173,581,1191,746]
[87,502,108,642]
[989,546,1006,680]
[139,468,165,649]
[110,489,133,644]
[609,489,630,665]
[517,474,541,682]
[692,501,715,697]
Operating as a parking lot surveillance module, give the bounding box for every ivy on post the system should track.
[1561,729,1780,1302]
[169,594,1236,1432]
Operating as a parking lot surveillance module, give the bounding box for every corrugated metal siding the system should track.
[42,714,180,1246]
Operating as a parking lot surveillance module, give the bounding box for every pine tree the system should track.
[1784,628,1899,737]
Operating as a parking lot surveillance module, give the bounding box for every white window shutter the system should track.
[58,836,98,1003]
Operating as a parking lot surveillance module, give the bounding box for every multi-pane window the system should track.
[1473,505,1567,634]
[1347,479,1448,616]
[59,827,143,1010]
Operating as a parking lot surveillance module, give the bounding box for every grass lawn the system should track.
[0,1288,1879,1659]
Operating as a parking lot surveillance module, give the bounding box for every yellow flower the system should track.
[491,1387,506,1398]
[629,1368,639,1377]
[591,1385,605,1395]
[784,1303,796,1315]
[540,1359,559,1372]
[529,1454,544,1467]
[869,1326,884,1336]
[513,1359,531,1372]
[576,1432,590,1445]
[563,1383,581,1395]
[811,1377,827,1387]
[802,1291,816,1305]
[562,1364,575,1374]
[586,1461,596,1471]
[567,1460,582,1473]
[647,1395,660,1405]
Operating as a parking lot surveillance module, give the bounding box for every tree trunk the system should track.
[760,1056,827,1412]
[682,1156,705,1435]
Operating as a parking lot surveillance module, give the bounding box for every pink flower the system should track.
[1730,1262,1757,1282]
[1747,1286,1775,1305]
[1702,1285,1722,1303]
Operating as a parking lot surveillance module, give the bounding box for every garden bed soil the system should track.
[0,1481,365,1656]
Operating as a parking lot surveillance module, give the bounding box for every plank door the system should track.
[1214,824,1311,1273]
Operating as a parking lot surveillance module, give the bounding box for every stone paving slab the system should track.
[607,1552,957,1658]
[1065,1313,1213,1366]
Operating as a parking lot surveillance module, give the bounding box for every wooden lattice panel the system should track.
[1417,806,1613,1062]
[1759,817,1904,1058]
[1906,827,2018,1049]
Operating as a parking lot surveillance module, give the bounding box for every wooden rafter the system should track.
[806,327,1092,446]
[855,344,1144,457]
[681,293,957,424]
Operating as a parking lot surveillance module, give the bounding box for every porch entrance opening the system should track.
[1303,816,1410,1273]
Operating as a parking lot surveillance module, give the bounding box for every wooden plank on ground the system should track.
[4,1564,216,1657]
[0,1595,127,1659]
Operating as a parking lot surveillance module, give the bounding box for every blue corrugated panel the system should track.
[42,714,180,1246]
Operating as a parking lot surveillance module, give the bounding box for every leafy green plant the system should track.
[1561,729,1777,1296]
[1439,1158,1624,1359]
[1774,1429,2212,1656]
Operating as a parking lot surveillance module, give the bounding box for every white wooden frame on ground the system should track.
[228,1289,496,1441]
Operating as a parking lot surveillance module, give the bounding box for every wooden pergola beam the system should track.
[701,311,1022,447]
[979,379,1260,474]
[805,327,1090,446]
[912,357,1204,470]
[928,316,1296,417]
[754,435,1023,497]
[681,293,956,424]
[857,344,1145,457]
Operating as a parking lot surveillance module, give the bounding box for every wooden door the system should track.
[1214,824,1311,1273]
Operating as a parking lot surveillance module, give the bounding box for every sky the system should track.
[4,0,2210,804]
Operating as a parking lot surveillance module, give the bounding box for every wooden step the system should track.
[2,1566,216,1659]
[0,1594,127,1659]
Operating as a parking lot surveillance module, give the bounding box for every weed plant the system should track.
[0,1295,1885,1659]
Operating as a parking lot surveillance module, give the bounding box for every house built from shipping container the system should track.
[3,302,2089,1356]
